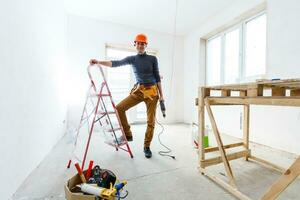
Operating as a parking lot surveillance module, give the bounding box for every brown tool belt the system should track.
[133,83,158,100]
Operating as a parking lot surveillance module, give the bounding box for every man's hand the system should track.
[89,60,113,67]
[159,95,164,101]
[89,59,98,65]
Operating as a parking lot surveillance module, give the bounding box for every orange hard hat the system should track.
[134,34,148,44]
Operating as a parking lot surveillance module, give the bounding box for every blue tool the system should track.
[115,181,128,199]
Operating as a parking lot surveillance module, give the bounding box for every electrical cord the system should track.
[156,117,175,159]
[117,190,129,199]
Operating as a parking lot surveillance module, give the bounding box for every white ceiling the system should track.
[64,0,239,35]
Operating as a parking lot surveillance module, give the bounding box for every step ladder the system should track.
[68,64,133,170]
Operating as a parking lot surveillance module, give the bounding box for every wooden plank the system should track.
[272,87,286,96]
[199,168,252,200]
[247,85,263,97]
[248,156,285,173]
[290,89,300,96]
[240,91,247,97]
[198,88,205,167]
[264,81,300,89]
[261,156,300,200]
[207,97,300,107]
[198,87,210,167]
[243,105,250,160]
[205,100,236,187]
[206,79,300,91]
[249,156,300,181]
[202,150,250,167]
[222,90,231,97]
[204,87,211,97]
[208,84,257,91]
[204,142,244,153]
[247,89,258,97]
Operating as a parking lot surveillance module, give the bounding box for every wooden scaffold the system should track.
[196,79,300,200]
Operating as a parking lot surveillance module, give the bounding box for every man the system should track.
[89,33,164,158]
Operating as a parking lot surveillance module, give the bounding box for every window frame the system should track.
[205,11,267,86]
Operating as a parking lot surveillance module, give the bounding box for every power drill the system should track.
[159,100,166,118]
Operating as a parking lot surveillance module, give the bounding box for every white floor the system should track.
[11,124,300,200]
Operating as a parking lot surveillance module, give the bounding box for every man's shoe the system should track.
[144,147,152,158]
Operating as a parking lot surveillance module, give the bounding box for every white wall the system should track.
[267,0,300,78]
[256,0,300,153]
[183,0,300,154]
[66,15,184,129]
[0,1,67,199]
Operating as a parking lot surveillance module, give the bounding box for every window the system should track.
[105,45,158,122]
[106,47,135,104]
[224,29,240,84]
[206,13,266,86]
[207,36,221,85]
[245,14,267,77]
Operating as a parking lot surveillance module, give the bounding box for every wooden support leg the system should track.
[243,105,250,160]
[198,87,209,169]
[205,99,236,187]
[261,156,300,200]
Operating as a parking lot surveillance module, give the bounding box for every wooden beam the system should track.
[199,168,252,200]
[247,85,263,97]
[204,87,211,97]
[207,97,300,107]
[243,105,250,160]
[248,156,285,173]
[202,150,250,167]
[240,90,247,97]
[205,79,300,91]
[195,98,198,106]
[249,156,300,180]
[198,87,210,167]
[261,156,300,200]
[290,89,300,96]
[272,87,286,96]
[204,142,244,153]
[205,99,236,187]
[222,90,231,97]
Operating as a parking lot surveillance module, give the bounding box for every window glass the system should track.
[224,29,240,84]
[207,36,221,85]
[245,14,267,77]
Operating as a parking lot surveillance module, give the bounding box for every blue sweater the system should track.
[111,53,161,85]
